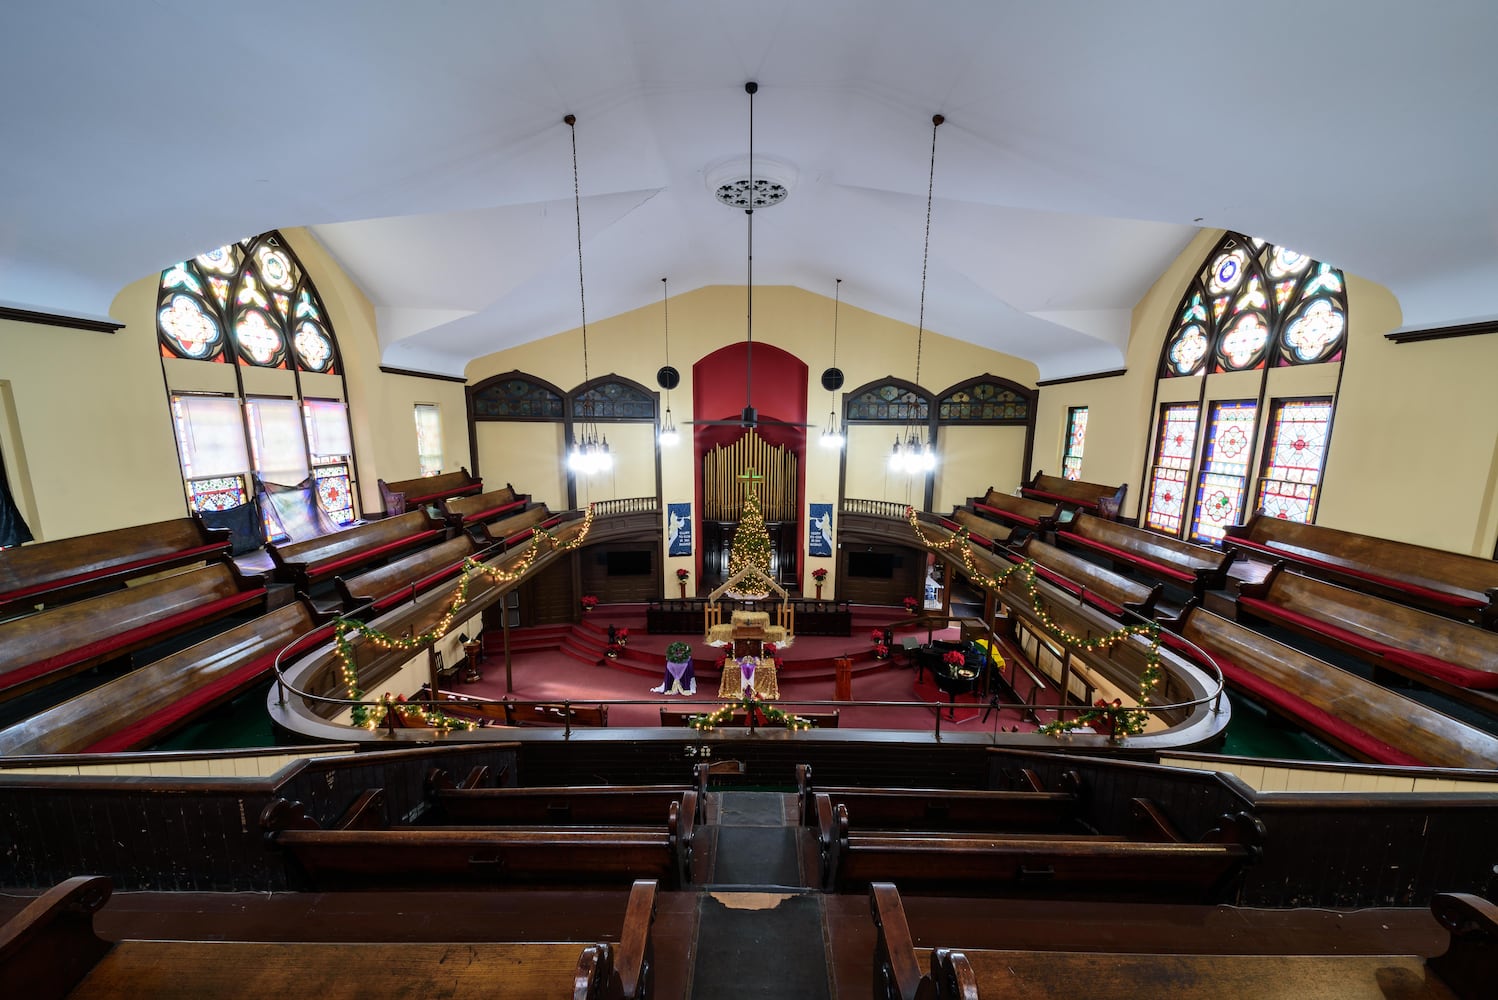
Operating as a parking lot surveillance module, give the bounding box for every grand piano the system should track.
[917,638,987,719]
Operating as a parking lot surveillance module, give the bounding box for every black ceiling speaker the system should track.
[821,367,844,391]
[657,365,680,390]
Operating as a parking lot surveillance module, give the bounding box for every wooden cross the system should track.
[737,469,764,483]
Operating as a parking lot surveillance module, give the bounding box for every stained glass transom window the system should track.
[1143,404,1200,535]
[1190,401,1258,543]
[846,383,928,422]
[1160,233,1346,376]
[157,232,340,374]
[573,381,655,421]
[1062,407,1088,481]
[187,476,248,513]
[471,377,565,420]
[1256,398,1332,523]
[937,380,1030,423]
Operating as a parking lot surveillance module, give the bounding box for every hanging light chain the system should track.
[914,113,943,388]
[567,114,589,383]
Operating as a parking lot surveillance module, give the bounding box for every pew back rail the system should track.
[268,509,448,591]
[1020,472,1126,519]
[1058,512,1236,596]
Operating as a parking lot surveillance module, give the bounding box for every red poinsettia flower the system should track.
[943,650,965,667]
[903,596,919,611]
[812,568,828,581]
[874,643,889,658]
[870,628,886,643]
[677,568,690,580]
[580,595,599,609]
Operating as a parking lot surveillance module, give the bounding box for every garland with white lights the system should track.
[336,506,595,730]
[905,507,1161,739]
[689,690,813,732]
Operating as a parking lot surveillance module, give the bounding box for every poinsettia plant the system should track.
[870,628,886,643]
[580,595,599,609]
[874,643,889,659]
[903,596,919,612]
[677,568,690,580]
[943,650,966,668]
[812,567,828,581]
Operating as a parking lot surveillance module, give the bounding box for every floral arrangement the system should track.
[616,627,629,642]
[580,594,599,610]
[812,568,828,581]
[677,568,690,580]
[942,650,966,668]
[763,642,777,655]
[874,642,889,659]
[903,596,919,612]
[870,628,886,643]
[666,641,692,663]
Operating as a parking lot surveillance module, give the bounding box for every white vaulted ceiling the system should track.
[3,1,1496,379]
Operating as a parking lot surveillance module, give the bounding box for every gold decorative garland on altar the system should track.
[905,507,1161,738]
[337,506,595,729]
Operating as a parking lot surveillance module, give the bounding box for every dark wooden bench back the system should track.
[0,517,230,617]
[0,600,323,756]
[335,534,477,612]
[1174,605,1498,769]
[1013,536,1161,615]
[505,700,609,727]
[0,560,266,703]
[1021,472,1126,518]
[470,506,557,547]
[1059,512,1235,594]
[438,485,522,526]
[976,489,1062,530]
[1225,512,1498,625]
[379,468,482,509]
[426,781,699,827]
[268,509,446,588]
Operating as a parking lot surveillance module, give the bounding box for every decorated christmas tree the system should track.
[726,470,773,598]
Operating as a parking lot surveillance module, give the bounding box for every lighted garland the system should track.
[905,507,1163,739]
[336,506,595,730]
[689,692,813,732]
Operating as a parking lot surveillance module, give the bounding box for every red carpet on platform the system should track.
[451,603,1053,733]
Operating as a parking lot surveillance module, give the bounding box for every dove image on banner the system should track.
[808,503,833,557]
[667,502,693,556]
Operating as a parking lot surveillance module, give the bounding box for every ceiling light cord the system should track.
[914,113,943,389]
[745,81,757,415]
[567,114,590,384]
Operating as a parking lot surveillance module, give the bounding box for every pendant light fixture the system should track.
[563,114,612,476]
[657,277,680,446]
[890,113,943,476]
[819,278,845,449]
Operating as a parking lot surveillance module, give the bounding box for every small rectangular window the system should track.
[1062,406,1088,481]
[302,399,356,525]
[414,403,442,477]
[1143,403,1200,535]
[1190,400,1258,543]
[1255,397,1332,524]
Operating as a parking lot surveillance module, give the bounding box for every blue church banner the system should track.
[808,503,833,557]
[667,502,693,556]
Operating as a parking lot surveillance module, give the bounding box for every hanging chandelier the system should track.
[657,277,680,447]
[890,113,944,476]
[562,114,612,476]
[819,278,845,449]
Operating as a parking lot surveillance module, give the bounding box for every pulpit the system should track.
[733,626,766,659]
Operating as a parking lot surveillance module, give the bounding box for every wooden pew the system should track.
[1224,511,1498,628]
[267,509,448,591]
[1009,536,1162,618]
[261,793,693,890]
[659,707,841,729]
[795,763,1081,831]
[0,874,657,1000]
[0,600,328,755]
[424,766,707,825]
[818,793,1262,901]
[334,534,479,613]
[1057,511,1236,595]
[505,699,610,727]
[378,467,482,513]
[438,484,526,529]
[1236,565,1498,707]
[0,559,267,703]
[1165,605,1498,768]
[0,517,230,619]
[1020,471,1126,520]
[869,881,1496,1000]
[468,505,565,549]
[968,489,1062,537]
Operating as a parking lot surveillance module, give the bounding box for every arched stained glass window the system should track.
[846,381,928,422]
[573,380,656,421]
[470,375,565,420]
[157,231,340,374]
[1160,233,1346,376]
[936,377,1031,424]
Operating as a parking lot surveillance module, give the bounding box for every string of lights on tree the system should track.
[726,471,774,598]
[905,507,1162,738]
[335,507,595,729]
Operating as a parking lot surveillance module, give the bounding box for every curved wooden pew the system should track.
[818,793,1262,901]
[1236,566,1498,703]
[470,506,565,549]
[970,489,1062,535]
[424,766,707,826]
[267,509,448,591]
[1165,605,1498,768]
[1057,512,1235,596]
[1008,536,1161,618]
[0,874,658,1000]
[1225,511,1498,628]
[795,763,1081,832]
[261,792,693,890]
[0,600,328,755]
[334,534,479,613]
[0,560,267,703]
[0,517,230,619]
[869,881,1497,1000]
[438,484,526,529]
[378,467,482,513]
[1021,471,1125,519]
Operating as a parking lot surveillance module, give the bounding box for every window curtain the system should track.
[247,397,310,484]
[0,442,33,549]
[304,398,352,460]
[174,394,250,478]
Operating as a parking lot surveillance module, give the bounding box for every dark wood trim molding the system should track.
[1035,368,1127,387]
[1384,321,1498,345]
[0,305,122,334]
[379,365,469,384]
